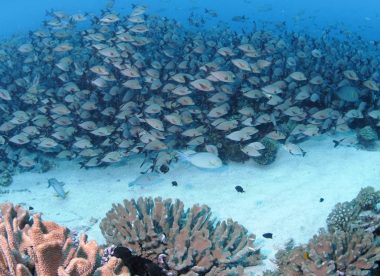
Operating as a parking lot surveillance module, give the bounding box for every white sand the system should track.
[2,133,380,274]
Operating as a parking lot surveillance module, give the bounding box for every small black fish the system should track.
[319,198,324,202]
[333,138,344,148]
[29,206,34,210]
[263,233,273,239]
[235,185,245,193]
[160,164,169,174]
[172,181,178,187]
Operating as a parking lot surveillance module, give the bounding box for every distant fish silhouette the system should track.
[129,172,163,187]
[235,186,245,193]
[262,233,273,239]
[48,178,68,199]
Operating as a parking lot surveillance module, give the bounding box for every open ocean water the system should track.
[0,0,380,275]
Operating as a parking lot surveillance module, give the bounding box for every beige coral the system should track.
[275,229,380,275]
[100,197,262,275]
[94,257,131,276]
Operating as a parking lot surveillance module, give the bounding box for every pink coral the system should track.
[0,203,130,275]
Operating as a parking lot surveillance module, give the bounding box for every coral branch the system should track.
[100,197,263,275]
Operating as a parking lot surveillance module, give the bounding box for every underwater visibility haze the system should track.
[0,0,380,275]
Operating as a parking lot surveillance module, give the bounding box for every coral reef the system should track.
[274,229,380,275]
[327,186,380,234]
[252,137,279,165]
[100,197,263,275]
[354,186,380,211]
[357,125,378,148]
[268,186,380,275]
[326,201,359,232]
[0,170,12,187]
[94,257,131,276]
[0,203,130,276]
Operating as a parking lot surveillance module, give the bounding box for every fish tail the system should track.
[91,16,100,25]
[45,9,53,17]
[333,140,340,148]
[175,151,189,162]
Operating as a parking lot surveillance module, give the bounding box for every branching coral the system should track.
[354,186,380,211]
[270,186,380,275]
[274,229,380,275]
[0,203,130,276]
[100,197,263,275]
[326,201,359,232]
[327,186,380,234]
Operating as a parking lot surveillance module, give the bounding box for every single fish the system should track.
[128,172,163,187]
[178,150,222,169]
[284,143,306,157]
[48,178,68,199]
[235,186,245,193]
[262,233,273,239]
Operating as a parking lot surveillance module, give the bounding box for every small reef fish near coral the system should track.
[0,0,380,275]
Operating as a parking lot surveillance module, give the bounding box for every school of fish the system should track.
[0,4,379,173]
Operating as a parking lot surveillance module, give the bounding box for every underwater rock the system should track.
[357,126,378,148]
[0,170,13,187]
[252,137,279,165]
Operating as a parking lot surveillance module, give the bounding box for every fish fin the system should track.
[301,149,307,157]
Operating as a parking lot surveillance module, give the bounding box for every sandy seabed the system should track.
[2,133,380,274]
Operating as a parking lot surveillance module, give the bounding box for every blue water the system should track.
[1,0,379,39]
